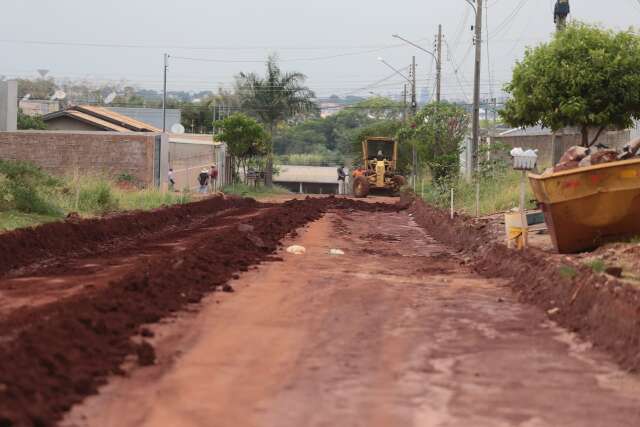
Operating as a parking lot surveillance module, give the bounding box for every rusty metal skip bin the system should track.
[528,158,640,253]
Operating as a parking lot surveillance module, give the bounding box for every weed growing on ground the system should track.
[559,265,578,279]
[585,259,606,273]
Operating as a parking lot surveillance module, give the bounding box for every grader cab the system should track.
[352,137,405,198]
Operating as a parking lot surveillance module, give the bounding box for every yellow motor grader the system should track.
[352,137,405,198]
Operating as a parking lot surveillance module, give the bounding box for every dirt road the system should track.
[62,208,640,427]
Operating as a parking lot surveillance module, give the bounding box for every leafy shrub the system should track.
[0,160,61,215]
[77,180,119,213]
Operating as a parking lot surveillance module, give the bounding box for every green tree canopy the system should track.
[398,102,469,184]
[236,55,317,185]
[215,113,268,181]
[501,23,640,146]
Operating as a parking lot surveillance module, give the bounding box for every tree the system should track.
[236,55,317,185]
[16,78,56,100]
[17,109,47,130]
[398,102,469,184]
[501,23,640,147]
[215,113,268,182]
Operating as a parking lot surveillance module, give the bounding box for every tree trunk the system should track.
[581,126,589,147]
[265,124,275,188]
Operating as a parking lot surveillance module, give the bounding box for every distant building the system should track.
[274,165,339,194]
[107,107,181,131]
[319,102,344,118]
[19,100,60,117]
[43,105,161,132]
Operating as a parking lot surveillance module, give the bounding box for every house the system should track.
[42,105,161,132]
[274,165,339,194]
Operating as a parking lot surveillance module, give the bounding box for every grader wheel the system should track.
[353,176,370,198]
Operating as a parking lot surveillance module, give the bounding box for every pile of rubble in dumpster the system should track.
[545,136,640,174]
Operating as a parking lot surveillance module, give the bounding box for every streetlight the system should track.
[392,33,441,103]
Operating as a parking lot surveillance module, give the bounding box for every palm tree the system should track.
[236,55,317,186]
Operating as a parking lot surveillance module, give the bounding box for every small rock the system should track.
[222,284,235,293]
[605,267,623,278]
[547,307,560,315]
[140,328,155,338]
[0,383,7,393]
[497,297,505,303]
[238,224,254,233]
[136,342,156,366]
[329,249,345,256]
[286,245,306,255]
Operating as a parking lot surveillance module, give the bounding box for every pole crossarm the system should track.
[377,58,412,84]
[392,34,440,67]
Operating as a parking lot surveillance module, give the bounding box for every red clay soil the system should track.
[409,197,640,373]
[0,196,259,277]
[0,196,396,427]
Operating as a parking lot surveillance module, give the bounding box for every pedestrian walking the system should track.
[168,168,176,192]
[198,168,209,193]
[209,164,219,192]
[337,164,347,195]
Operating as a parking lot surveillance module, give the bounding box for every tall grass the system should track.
[419,171,535,216]
[0,160,191,231]
[222,183,290,198]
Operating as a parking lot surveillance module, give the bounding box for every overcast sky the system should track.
[2,0,640,101]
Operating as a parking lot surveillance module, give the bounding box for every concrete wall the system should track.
[0,81,17,132]
[492,130,630,167]
[0,130,167,187]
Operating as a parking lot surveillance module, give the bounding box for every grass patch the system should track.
[419,171,535,216]
[222,183,291,198]
[116,188,190,211]
[0,160,191,232]
[559,265,578,279]
[0,211,60,231]
[585,259,606,273]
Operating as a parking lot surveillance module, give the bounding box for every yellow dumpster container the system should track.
[528,158,640,253]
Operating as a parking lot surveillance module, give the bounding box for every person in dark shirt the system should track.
[198,169,209,193]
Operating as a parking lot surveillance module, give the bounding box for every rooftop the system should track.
[43,105,161,132]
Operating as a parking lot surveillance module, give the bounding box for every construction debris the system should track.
[546,137,640,175]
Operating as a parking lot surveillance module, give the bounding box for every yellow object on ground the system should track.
[529,158,640,253]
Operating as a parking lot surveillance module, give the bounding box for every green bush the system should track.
[77,180,119,213]
[0,160,61,216]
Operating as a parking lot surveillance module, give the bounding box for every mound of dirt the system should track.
[0,195,258,278]
[0,196,401,426]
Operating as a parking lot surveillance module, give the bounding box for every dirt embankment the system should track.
[410,197,640,373]
[0,196,396,427]
[0,196,259,277]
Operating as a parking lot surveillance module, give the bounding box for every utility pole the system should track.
[470,0,483,178]
[411,56,417,116]
[403,84,408,122]
[162,53,169,133]
[411,56,418,190]
[436,24,442,103]
[551,0,570,164]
